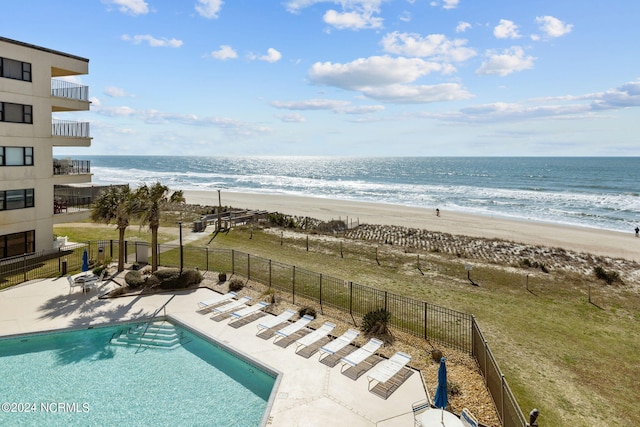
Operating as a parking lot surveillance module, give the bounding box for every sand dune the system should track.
[183,190,640,262]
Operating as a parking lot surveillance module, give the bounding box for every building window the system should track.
[0,189,35,210]
[0,230,35,259]
[0,147,34,166]
[0,102,33,124]
[0,57,32,82]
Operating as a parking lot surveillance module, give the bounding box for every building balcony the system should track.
[53,158,90,176]
[51,79,89,101]
[52,119,90,138]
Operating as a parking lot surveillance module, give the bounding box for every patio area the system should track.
[0,273,430,426]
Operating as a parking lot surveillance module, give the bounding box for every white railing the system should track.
[51,79,89,101]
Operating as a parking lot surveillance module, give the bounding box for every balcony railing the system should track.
[52,119,90,138]
[51,79,89,101]
[53,159,91,176]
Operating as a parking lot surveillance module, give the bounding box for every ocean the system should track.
[84,156,640,234]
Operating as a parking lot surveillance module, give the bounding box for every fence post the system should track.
[292,266,296,304]
[269,259,272,288]
[384,290,388,311]
[424,301,428,340]
[206,247,209,272]
[248,253,251,281]
[349,281,353,315]
[501,375,505,425]
[319,273,323,311]
[110,240,114,258]
[23,254,27,283]
[232,250,235,275]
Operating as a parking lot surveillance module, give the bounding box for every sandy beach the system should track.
[183,190,640,262]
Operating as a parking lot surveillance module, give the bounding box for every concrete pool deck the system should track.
[0,274,429,426]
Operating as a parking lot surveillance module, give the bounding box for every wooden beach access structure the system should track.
[196,209,270,232]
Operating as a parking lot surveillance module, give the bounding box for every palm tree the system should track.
[90,185,136,272]
[135,182,185,271]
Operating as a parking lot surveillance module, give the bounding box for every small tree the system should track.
[90,185,135,272]
[135,182,185,271]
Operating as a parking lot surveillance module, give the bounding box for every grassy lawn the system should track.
[53,225,178,245]
[56,224,640,426]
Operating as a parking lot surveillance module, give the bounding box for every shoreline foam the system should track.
[183,189,640,262]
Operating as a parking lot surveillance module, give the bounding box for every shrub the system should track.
[361,308,393,344]
[261,289,277,305]
[448,380,461,396]
[594,266,621,285]
[299,306,317,318]
[124,270,145,288]
[154,268,202,289]
[218,272,227,282]
[228,278,244,292]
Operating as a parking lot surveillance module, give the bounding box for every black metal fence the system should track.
[0,240,527,426]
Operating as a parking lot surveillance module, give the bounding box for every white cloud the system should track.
[260,48,282,63]
[271,98,385,114]
[309,55,451,90]
[381,32,476,62]
[430,0,459,9]
[323,9,383,30]
[443,0,459,10]
[590,80,640,109]
[363,83,472,103]
[275,113,306,123]
[103,0,149,15]
[121,34,183,48]
[535,16,573,38]
[493,19,521,39]
[92,104,272,138]
[272,99,351,111]
[195,0,223,19]
[308,56,471,103]
[210,45,237,60]
[285,0,384,30]
[432,80,640,124]
[456,21,471,33]
[104,86,134,98]
[476,47,535,76]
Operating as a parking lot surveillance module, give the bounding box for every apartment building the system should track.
[0,37,91,260]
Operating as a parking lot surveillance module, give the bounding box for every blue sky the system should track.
[3,0,640,156]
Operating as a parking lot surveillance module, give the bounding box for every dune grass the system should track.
[56,224,639,426]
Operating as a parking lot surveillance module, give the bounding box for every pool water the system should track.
[0,322,276,427]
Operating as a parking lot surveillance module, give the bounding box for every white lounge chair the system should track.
[230,301,269,321]
[256,309,296,335]
[366,351,412,390]
[273,314,314,343]
[197,291,237,312]
[460,408,479,427]
[340,338,384,370]
[318,328,359,361]
[294,322,336,353]
[211,296,252,316]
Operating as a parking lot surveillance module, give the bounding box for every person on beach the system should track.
[436,208,440,217]
[636,226,639,237]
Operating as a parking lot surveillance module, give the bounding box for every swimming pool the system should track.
[0,319,277,426]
